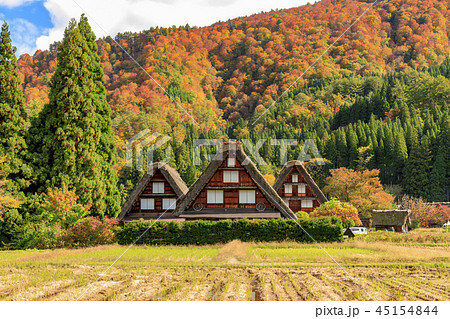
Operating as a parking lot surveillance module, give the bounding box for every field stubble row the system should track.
[0,264,448,301]
[0,239,448,301]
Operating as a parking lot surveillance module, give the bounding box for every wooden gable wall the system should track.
[128,169,178,220]
[277,166,321,212]
[187,155,271,210]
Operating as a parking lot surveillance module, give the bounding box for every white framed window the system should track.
[140,198,154,210]
[292,174,298,183]
[298,184,306,194]
[153,182,164,194]
[207,190,223,204]
[162,198,176,210]
[284,184,292,194]
[223,171,239,183]
[301,199,313,208]
[227,157,236,167]
[239,190,256,204]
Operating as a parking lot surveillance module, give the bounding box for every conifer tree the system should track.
[0,22,30,193]
[78,16,120,215]
[402,130,432,200]
[429,120,450,201]
[176,143,189,179]
[28,16,119,217]
[335,129,348,167]
[324,134,338,167]
[393,129,408,182]
[383,125,395,183]
[346,128,359,169]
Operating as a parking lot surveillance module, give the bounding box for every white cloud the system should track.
[31,0,313,53]
[0,0,37,8]
[9,18,40,55]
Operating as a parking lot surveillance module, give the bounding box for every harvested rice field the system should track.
[0,240,448,301]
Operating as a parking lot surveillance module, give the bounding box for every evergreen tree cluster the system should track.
[0,22,30,194]
[0,17,120,218]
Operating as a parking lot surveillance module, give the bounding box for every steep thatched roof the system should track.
[118,162,188,220]
[173,141,296,219]
[273,160,327,204]
[372,210,411,226]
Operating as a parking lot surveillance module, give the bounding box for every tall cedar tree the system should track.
[402,130,432,200]
[28,16,119,217]
[0,22,29,193]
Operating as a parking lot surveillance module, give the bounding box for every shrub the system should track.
[0,157,22,221]
[311,199,361,226]
[295,211,310,219]
[38,184,90,228]
[62,217,118,247]
[342,219,355,228]
[411,220,421,230]
[13,222,64,250]
[115,217,343,245]
[0,209,23,247]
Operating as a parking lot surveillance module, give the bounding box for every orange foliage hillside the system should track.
[17,0,449,135]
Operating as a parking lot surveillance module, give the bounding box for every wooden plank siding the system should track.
[277,166,321,213]
[187,157,272,211]
[127,170,178,219]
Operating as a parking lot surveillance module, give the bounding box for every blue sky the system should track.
[0,0,314,56]
[0,0,52,55]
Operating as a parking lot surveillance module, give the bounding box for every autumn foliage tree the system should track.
[311,199,361,227]
[323,167,394,217]
[401,195,450,227]
[38,184,90,228]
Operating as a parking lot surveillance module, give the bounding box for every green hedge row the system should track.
[115,217,343,245]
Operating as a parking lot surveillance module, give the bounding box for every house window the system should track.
[153,182,164,194]
[284,184,292,194]
[162,198,176,210]
[227,157,236,167]
[140,198,154,210]
[207,190,223,204]
[292,174,298,183]
[239,190,256,204]
[302,199,313,208]
[298,184,306,194]
[223,171,239,183]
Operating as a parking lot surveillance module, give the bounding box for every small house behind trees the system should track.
[273,160,327,213]
[119,163,189,221]
[372,210,411,232]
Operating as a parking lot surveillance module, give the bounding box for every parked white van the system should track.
[348,227,368,235]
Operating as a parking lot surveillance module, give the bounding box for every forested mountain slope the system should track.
[18,0,448,127]
[15,0,450,202]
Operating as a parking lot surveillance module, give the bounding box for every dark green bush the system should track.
[411,220,421,230]
[115,217,343,245]
[12,222,64,250]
